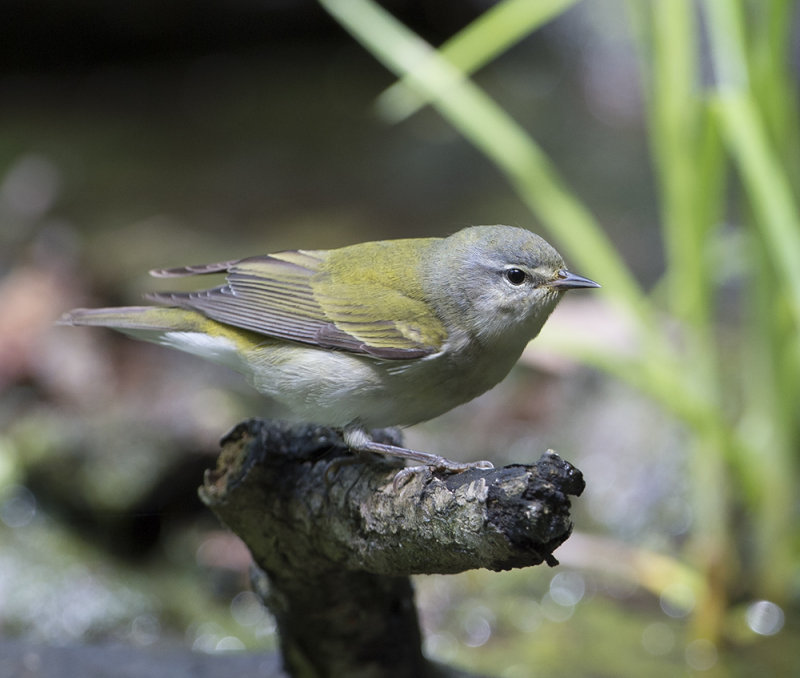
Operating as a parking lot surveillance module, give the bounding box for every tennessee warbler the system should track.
[61,225,598,477]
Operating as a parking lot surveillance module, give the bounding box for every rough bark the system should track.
[199,419,584,678]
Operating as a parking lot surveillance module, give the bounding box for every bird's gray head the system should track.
[424,225,598,345]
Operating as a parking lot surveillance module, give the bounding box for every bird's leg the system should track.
[343,428,494,489]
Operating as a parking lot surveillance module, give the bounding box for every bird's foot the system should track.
[343,429,493,490]
[390,458,494,491]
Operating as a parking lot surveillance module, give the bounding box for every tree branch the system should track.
[200,419,584,678]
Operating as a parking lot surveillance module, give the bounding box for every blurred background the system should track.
[1,0,798,676]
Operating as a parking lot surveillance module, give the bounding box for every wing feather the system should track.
[147,248,444,360]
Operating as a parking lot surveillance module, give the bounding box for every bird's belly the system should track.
[244,339,523,429]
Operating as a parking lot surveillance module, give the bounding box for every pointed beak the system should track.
[545,269,601,290]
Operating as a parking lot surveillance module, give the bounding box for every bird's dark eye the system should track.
[504,268,527,285]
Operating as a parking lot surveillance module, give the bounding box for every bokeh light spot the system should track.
[745,600,784,636]
[685,638,718,671]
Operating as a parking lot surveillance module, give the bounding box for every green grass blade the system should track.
[703,0,800,331]
[375,0,582,122]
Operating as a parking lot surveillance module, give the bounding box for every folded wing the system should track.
[148,250,445,360]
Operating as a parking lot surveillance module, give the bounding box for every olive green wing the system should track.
[148,250,446,359]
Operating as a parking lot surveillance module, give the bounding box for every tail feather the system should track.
[58,305,250,371]
[58,306,203,332]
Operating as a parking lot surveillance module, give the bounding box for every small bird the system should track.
[60,225,599,478]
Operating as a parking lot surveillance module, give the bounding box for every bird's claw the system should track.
[324,455,362,484]
[391,458,494,491]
